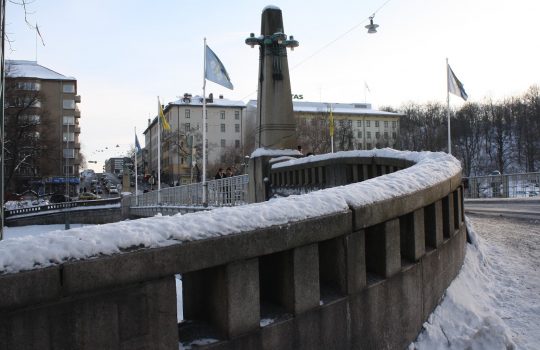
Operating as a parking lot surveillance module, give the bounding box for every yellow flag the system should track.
[158,97,171,130]
[329,105,334,137]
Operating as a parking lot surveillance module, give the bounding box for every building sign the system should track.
[292,94,303,100]
[47,177,80,184]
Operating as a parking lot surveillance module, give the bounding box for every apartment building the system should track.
[4,60,82,196]
[143,93,245,185]
[245,100,401,154]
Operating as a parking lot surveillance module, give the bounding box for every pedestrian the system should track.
[224,167,234,204]
[215,168,226,180]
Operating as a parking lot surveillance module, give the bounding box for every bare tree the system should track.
[296,113,331,155]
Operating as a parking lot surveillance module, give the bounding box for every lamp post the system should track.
[244,6,299,150]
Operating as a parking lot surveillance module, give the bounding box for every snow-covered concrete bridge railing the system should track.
[0,149,466,350]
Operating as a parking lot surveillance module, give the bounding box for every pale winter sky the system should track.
[5,0,540,171]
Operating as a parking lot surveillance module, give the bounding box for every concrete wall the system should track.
[0,156,465,350]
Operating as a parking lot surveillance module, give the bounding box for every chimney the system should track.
[207,93,214,103]
[148,118,151,125]
[219,94,224,99]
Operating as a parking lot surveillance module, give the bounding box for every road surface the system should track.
[465,198,540,220]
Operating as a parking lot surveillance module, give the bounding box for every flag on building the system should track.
[205,45,233,90]
[135,134,141,153]
[447,64,468,101]
[158,97,171,130]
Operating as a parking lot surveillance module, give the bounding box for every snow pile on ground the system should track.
[410,219,517,350]
[0,149,460,274]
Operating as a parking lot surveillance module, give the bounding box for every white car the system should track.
[109,187,119,195]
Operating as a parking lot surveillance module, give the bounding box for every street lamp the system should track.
[365,15,379,34]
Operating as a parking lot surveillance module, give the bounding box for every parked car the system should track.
[79,192,99,200]
[49,194,71,203]
[108,187,119,195]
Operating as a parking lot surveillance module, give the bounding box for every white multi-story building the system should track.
[143,93,245,184]
[245,100,402,154]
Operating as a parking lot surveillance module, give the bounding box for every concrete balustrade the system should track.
[0,154,465,350]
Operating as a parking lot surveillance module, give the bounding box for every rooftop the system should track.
[6,60,75,81]
[247,100,402,116]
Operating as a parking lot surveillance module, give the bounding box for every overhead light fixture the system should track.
[365,15,379,34]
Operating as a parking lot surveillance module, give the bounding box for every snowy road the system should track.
[412,214,540,349]
[467,214,540,349]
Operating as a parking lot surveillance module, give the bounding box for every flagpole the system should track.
[446,58,451,155]
[134,126,138,204]
[202,38,208,206]
[329,103,334,153]
[157,96,161,203]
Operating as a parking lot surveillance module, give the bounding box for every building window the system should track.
[63,83,75,93]
[357,131,362,138]
[64,165,74,175]
[384,132,389,139]
[348,120,352,127]
[392,132,397,139]
[17,81,40,91]
[221,139,226,147]
[63,99,75,109]
[185,109,190,118]
[63,131,75,142]
[13,96,40,108]
[185,123,190,133]
[63,116,75,125]
[367,131,371,139]
[235,111,240,120]
[357,120,362,127]
[21,114,40,124]
[235,124,240,133]
[366,120,371,127]
[376,132,380,139]
[63,148,75,158]
[235,139,240,148]
[375,121,380,127]
[220,124,225,132]
[392,121,397,128]
[367,143,372,149]
[220,111,225,120]
[384,121,388,128]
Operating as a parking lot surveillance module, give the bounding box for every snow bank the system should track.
[410,219,516,350]
[0,149,460,274]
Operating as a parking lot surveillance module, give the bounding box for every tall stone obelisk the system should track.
[250,6,299,149]
[245,6,300,202]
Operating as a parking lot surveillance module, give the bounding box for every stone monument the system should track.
[245,6,301,202]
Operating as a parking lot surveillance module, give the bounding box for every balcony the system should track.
[74,126,81,133]
[75,95,81,103]
[74,109,81,118]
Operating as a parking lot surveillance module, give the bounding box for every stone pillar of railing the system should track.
[182,258,260,339]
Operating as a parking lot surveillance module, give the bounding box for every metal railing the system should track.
[131,175,249,207]
[4,197,122,218]
[464,172,540,199]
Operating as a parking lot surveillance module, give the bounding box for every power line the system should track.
[240,0,396,101]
